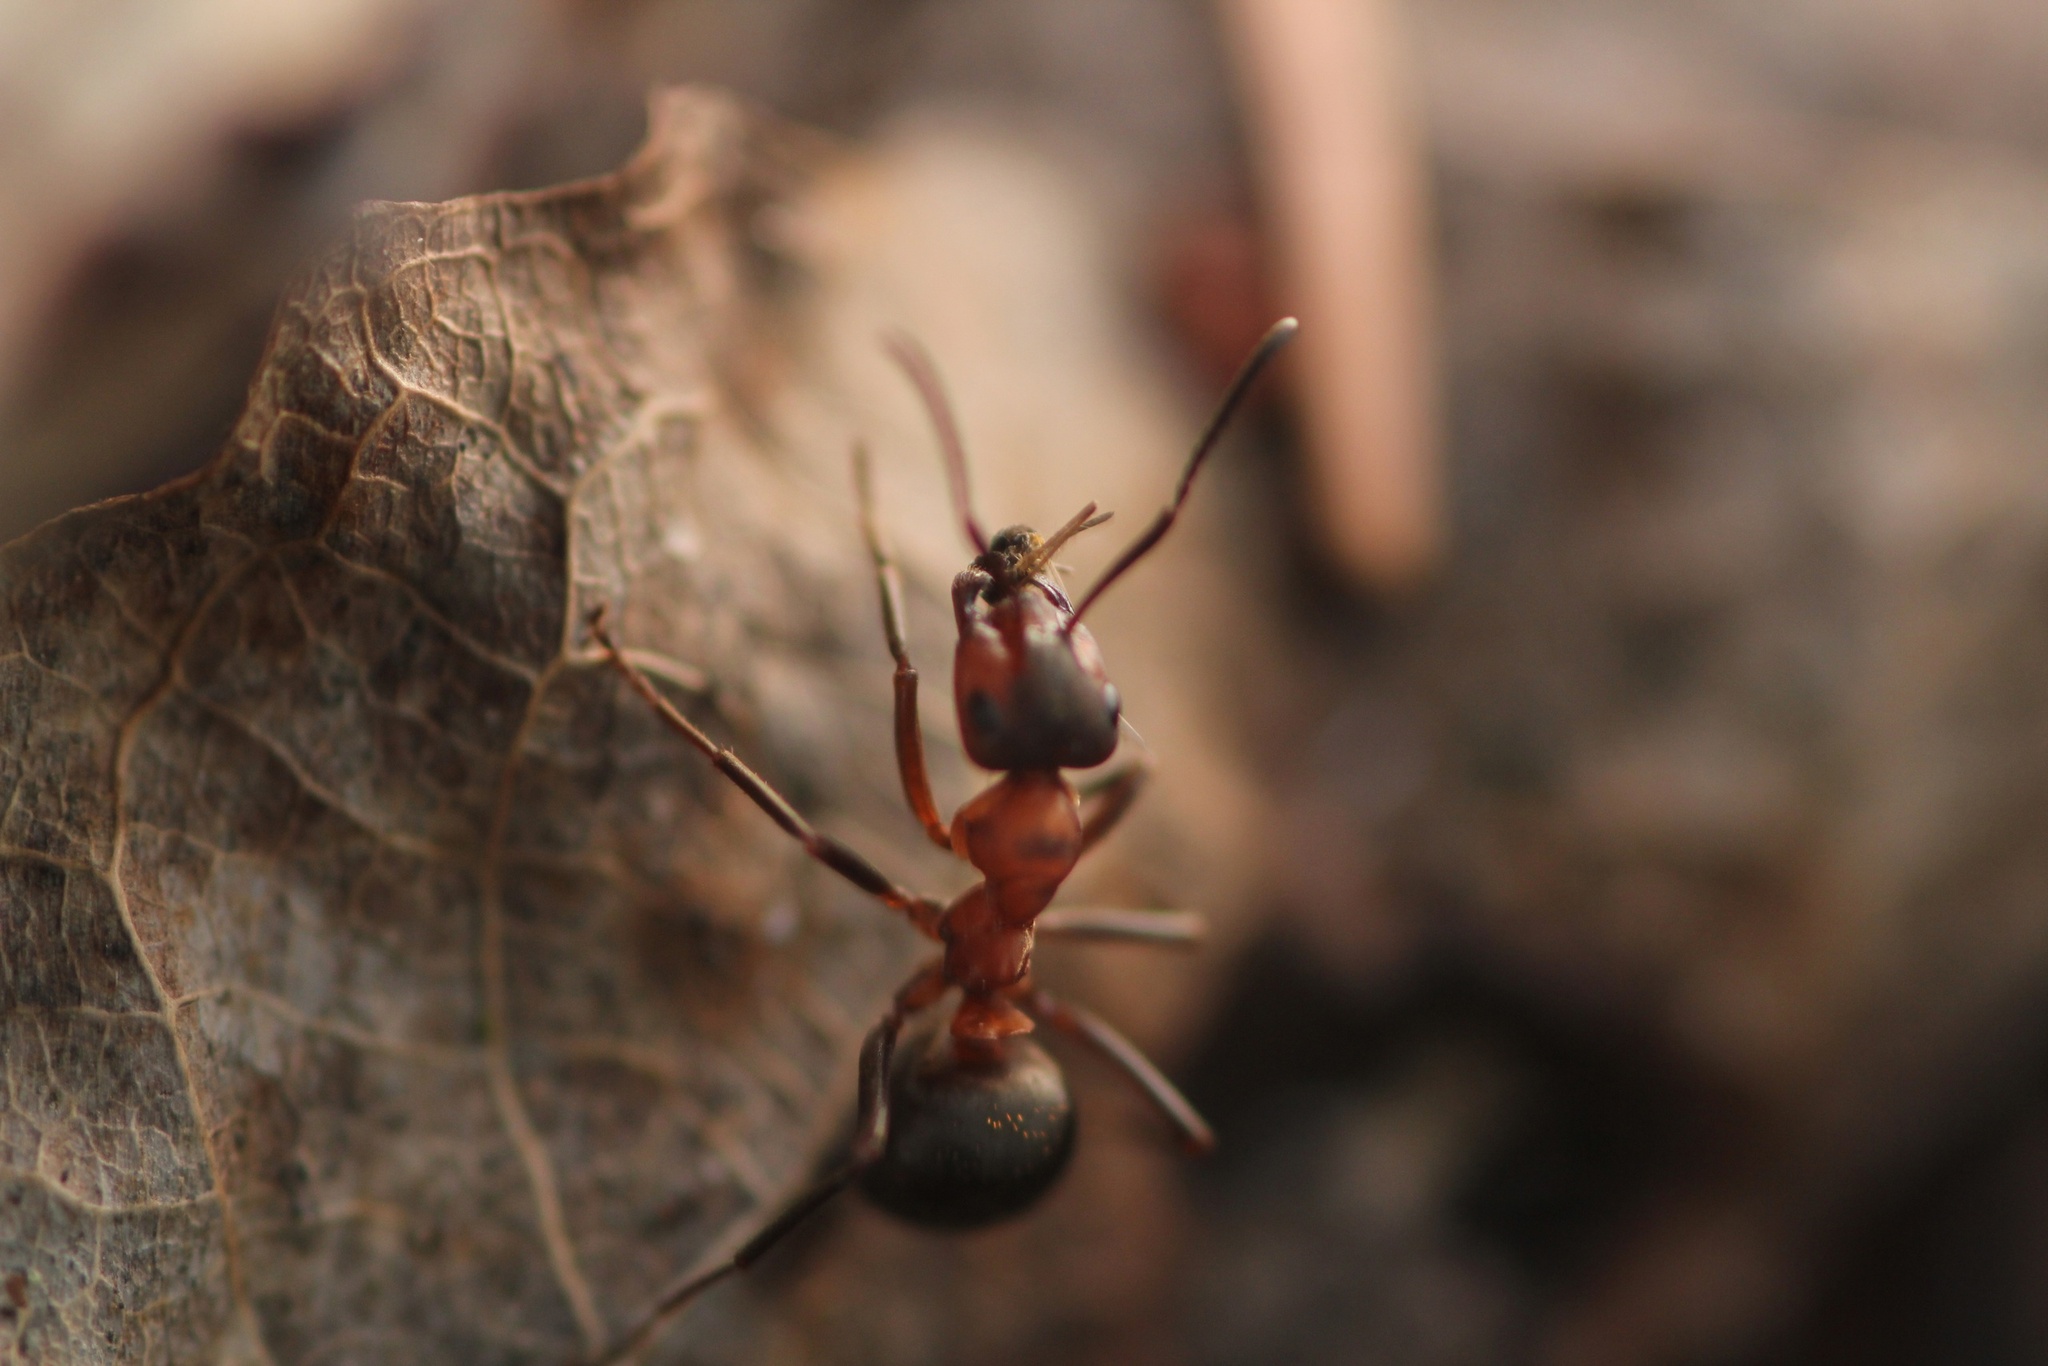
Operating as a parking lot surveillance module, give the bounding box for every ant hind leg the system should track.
[589,962,949,1365]
[1022,988,1215,1156]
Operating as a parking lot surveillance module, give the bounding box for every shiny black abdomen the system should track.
[859,1027,1078,1228]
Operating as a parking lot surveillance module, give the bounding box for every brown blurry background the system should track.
[8,1,2048,1363]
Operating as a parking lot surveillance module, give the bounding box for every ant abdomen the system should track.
[859,1025,1077,1229]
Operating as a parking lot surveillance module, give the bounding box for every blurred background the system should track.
[9,1,2048,1363]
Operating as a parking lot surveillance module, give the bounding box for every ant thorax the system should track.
[938,768,1084,1038]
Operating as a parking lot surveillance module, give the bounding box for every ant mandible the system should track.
[585,317,1298,1363]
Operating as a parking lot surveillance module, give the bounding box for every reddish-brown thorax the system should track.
[938,768,1083,1039]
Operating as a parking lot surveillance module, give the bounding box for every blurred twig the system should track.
[1219,0,1441,590]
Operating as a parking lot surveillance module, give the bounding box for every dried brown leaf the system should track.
[0,88,926,1365]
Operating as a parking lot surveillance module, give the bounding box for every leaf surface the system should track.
[0,88,921,1366]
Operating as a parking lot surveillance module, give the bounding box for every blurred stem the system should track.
[1218,0,1441,591]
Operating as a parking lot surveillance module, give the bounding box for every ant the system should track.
[585,317,1298,1363]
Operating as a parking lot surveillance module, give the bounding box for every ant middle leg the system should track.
[1021,988,1215,1156]
[590,962,950,1366]
[1035,907,1206,947]
[589,607,944,938]
[853,447,954,854]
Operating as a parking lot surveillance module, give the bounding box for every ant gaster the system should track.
[586,318,1298,1362]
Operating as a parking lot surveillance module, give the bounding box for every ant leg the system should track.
[1035,907,1205,947]
[590,963,949,1366]
[1022,989,1216,1156]
[853,447,953,853]
[589,608,944,938]
[1076,762,1150,854]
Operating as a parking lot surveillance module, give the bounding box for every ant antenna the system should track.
[884,331,989,555]
[1066,317,1299,630]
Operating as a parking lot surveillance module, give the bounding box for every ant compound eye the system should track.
[1103,683,1120,730]
[859,1027,1076,1229]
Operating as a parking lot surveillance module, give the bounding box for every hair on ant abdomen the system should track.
[584,317,1297,1364]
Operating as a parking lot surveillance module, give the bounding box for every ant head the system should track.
[858,1025,1077,1229]
[952,571,1121,771]
[953,505,1123,772]
[890,317,1297,772]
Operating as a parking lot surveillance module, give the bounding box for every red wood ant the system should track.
[585,317,1297,1362]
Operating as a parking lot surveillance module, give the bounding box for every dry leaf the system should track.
[0,88,933,1365]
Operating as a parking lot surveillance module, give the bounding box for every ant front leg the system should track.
[1076,761,1149,854]
[1052,766,1206,943]
[589,607,944,938]
[590,962,950,1366]
[854,447,954,853]
[1022,989,1215,1156]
